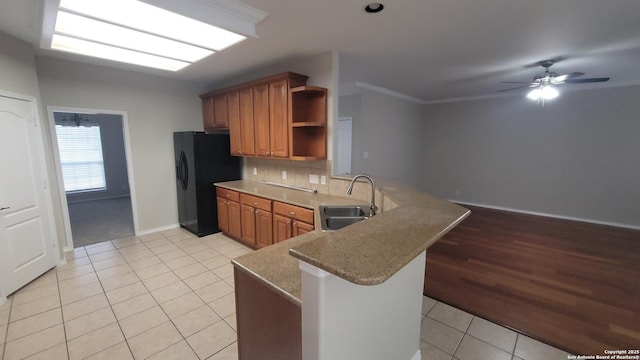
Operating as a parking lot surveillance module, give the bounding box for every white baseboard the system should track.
[410,349,422,360]
[451,200,640,230]
[61,223,180,253]
[137,223,180,236]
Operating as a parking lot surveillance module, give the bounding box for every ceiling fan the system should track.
[499,60,610,101]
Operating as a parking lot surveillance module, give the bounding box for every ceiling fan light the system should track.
[526,88,541,100]
[540,85,559,100]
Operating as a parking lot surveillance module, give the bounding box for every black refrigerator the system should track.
[174,132,241,237]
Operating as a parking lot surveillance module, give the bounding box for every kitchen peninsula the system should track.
[217,178,469,360]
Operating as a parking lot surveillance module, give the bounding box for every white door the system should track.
[336,117,352,175]
[0,94,57,296]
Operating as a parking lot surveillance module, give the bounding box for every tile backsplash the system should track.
[244,158,389,209]
[244,158,332,194]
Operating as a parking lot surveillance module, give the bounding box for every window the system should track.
[55,125,106,193]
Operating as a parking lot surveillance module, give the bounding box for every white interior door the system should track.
[336,117,353,175]
[0,94,57,297]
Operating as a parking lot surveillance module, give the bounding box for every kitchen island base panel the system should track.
[234,267,301,360]
[299,251,426,360]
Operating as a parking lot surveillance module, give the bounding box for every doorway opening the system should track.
[48,108,138,248]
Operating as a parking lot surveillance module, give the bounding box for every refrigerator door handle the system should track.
[179,151,188,190]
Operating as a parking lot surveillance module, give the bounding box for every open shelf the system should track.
[289,86,327,160]
[291,122,325,127]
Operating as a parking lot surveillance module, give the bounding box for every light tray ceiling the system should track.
[2,0,640,102]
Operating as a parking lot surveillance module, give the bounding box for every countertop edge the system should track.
[231,259,302,307]
[288,205,471,286]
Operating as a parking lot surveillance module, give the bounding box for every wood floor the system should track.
[423,205,640,355]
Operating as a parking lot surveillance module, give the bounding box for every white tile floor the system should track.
[0,228,571,360]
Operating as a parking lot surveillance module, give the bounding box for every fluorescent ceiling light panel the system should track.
[52,34,190,71]
[59,0,247,51]
[54,11,214,62]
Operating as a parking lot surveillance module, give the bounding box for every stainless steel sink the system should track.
[322,206,367,217]
[320,205,370,231]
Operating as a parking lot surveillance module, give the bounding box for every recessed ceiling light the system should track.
[364,3,384,13]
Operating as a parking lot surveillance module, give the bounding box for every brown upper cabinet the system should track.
[253,83,270,157]
[239,88,256,156]
[227,91,242,155]
[201,94,229,131]
[199,72,327,160]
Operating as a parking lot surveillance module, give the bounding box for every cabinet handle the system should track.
[253,202,258,206]
[0,206,10,211]
[289,212,295,216]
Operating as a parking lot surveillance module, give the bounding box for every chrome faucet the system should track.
[346,174,378,217]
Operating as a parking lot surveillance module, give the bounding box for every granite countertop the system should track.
[217,179,469,306]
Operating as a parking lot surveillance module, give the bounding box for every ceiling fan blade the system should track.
[564,77,610,83]
[497,85,534,93]
[552,72,584,82]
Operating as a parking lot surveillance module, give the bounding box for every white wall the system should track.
[338,89,425,188]
[0,32,67,257]
[36,57,207,234]
[421,86,640,228]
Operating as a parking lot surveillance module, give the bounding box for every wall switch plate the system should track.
[309,174,319,184]
[320,175,326,185]
[253,167,257,175]
[363,151,369,159]
[282,171,287,180]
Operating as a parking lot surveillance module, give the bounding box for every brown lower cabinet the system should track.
[217,188,314,248]
[234,267,301,360]
[217,188,241,240]
[240,193,273,249]
[273,201,314,243]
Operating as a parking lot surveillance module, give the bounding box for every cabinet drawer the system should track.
[240,193,271,212]
[217,187,240,202]
[273,202,314,224]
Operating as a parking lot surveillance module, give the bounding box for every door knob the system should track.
[0,207,10,211]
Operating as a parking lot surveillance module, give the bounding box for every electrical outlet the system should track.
[253,167,257,175]
[363,151,369,159]
[309,174,319,184]
[455,189,460,196]
[282,171,287,180]
[320,175,326,185]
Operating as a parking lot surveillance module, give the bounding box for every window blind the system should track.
[55,125,107,193]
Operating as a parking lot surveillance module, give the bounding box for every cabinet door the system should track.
[202,97,215,131]
[241,204,257,248]
[217,197,229,234]
[228,200,242,240]
[227,91,242,156]
[273,213,292,243]
[239,88,255,156]
[213,94,229,129]
[269,79,289,158]
[253,84,270,157]
[292,220,314,237]
[255,209,273,249]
